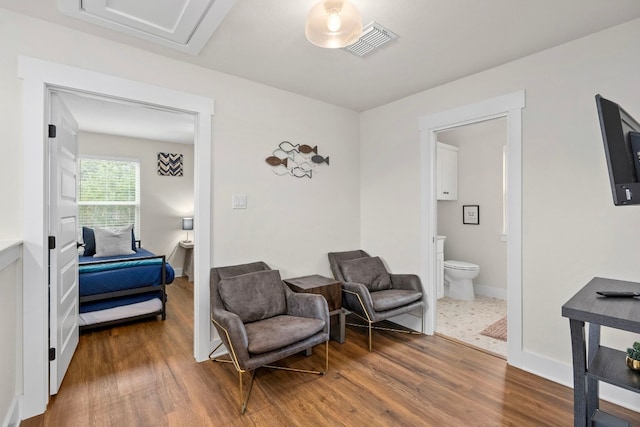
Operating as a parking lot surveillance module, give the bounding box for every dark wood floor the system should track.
[23,277,640,426]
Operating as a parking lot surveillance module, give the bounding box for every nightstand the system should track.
[178,240,194,282]
[283,274,345,344]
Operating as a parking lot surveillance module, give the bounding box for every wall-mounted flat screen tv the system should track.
[596,94,640,205]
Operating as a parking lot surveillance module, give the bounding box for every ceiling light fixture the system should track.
[305,0,363,49]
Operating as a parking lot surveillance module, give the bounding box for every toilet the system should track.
[444,260,480,301]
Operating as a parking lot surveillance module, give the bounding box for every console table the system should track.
[562,277,640,427]
[284,274,345,344]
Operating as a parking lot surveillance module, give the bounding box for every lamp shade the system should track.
[182,217,194,231]
[305,0,362,48]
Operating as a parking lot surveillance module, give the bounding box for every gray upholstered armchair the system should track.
[328,250,424,351]
[209,261,329,414]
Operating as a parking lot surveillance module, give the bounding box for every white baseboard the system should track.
[2,396,20,427]
[474,283,507,300]
[174,267,183,277]
[390,312,423,332]
[522,349,640,413]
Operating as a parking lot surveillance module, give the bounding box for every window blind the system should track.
[78,157,140,236]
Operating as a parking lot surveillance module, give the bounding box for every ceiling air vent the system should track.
[342,22,398,57]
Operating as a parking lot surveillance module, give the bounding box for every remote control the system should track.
[596,291,640,298]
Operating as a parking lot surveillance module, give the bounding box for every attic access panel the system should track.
[58,0,236,55]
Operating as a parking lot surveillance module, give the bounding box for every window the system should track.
[78,156,140,236]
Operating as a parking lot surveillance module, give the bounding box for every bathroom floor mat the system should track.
[481,316,507,341]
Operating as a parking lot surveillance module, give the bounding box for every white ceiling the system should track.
[4,0,640,140]
[57,91,196,144]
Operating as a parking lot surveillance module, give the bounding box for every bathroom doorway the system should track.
[419,90,524,367]
[435,118,508,358]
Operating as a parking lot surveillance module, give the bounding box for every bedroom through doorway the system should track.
[20,57,214,417]
[51,88,196,390]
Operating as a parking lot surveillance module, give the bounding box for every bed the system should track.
[79,226,175,330]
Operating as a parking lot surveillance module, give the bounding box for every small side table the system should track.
[284,274,345,344]
[178,240,194,282]
[562,277,640,426]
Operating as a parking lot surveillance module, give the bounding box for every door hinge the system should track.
[48,235,56,250]
[49,348,56,361]
[48,124,56,138]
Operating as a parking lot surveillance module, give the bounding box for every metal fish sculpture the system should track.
[272,148,295,161]
[311,155,329,165]
[299,145,318,154]
[291,167,312,178]
[293,161,314,171]
[265,156,288,167]
[279,141,300,153]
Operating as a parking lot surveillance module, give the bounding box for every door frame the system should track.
[18,56,214,418]
[418,90,525,367]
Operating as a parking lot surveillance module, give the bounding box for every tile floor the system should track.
[436,295,507,358]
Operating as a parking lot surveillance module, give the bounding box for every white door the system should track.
[48,92,80,394]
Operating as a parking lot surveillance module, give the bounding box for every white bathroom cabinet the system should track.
[437,142,458,200]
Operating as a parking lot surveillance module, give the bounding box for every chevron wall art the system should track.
[157,152,183,176]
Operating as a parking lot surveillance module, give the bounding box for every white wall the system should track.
[0,264,17,421]
[5,3,640,419]
[360,17,640,376]
[0,8,360,419]
[0,8,360,275]
[0,242,22,427]
[437,118,508,295]
[79,132,195,271]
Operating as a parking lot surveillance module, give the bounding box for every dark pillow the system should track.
[218,270,287,323]
[82,227,96,256]
[340,256,392,292]
[82,226,137,256]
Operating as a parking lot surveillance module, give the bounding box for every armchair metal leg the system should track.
[239,370,256,415]
[326,339,329,372]
[343,289,424,352]
[210,321,330,414]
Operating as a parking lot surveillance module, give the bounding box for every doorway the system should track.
[19,56,213,418]
[435,118,508,357]
[418,90,525,368]
[52,89,197,379]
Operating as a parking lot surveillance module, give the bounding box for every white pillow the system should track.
[93,225,136,258]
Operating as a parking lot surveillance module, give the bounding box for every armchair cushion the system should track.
[218,270,287,323]
[371,289,423,312]
[340,256,392,292]
[245,315,325,354]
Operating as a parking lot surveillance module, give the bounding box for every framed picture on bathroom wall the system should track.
[463,205,480,225]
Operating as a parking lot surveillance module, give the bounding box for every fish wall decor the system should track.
[264,140,329,179]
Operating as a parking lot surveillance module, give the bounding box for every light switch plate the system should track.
[232,194,247,209]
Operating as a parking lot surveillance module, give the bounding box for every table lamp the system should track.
[182,217,193,242]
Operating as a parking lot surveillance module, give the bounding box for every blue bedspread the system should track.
[79,248,175,304]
